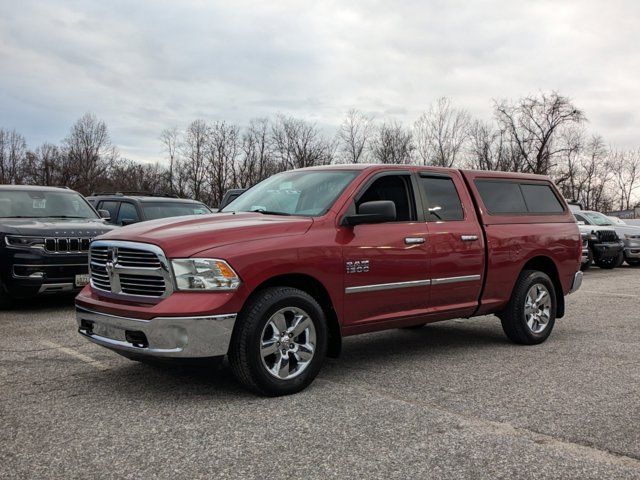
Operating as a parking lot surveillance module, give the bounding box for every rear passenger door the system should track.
[418,172,485,316]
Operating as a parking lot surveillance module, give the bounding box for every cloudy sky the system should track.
[1,0,639,162]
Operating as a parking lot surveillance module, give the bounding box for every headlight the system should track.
[171,258,241,291]
[4,235,45,249]
[624,234,640,240]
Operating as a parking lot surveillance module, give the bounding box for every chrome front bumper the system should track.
[76,306,237,358]
[568,271,583,295]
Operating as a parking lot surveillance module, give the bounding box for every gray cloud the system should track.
[1,0,640,162]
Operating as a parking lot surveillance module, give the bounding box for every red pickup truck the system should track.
[76,165,583,395]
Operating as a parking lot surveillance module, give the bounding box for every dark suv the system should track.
[0,185,115,307]
[86,192,211,226]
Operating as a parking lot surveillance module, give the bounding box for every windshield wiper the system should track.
[1,216,42,218]
[44,215,92,219]
[250,209,292,216]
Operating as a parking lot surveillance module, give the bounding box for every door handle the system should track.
[405,237,426,245]
[460,235,479,241]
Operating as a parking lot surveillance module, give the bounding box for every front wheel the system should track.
[229,287,327,396]
[596,252,623,269]
[499,270,557,345]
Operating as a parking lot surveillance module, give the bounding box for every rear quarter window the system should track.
[475,180,564,215]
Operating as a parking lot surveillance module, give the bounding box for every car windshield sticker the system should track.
[33,199,46,209]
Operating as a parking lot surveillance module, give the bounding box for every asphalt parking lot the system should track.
[1,268,639,479]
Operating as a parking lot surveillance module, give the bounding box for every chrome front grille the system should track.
[45,237,92,253]
[89,241,172,298]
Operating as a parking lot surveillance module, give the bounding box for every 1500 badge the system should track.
[346,260,369,274]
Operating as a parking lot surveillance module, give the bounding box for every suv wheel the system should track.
[500,270,556,345]
[596,252,623,269]
[229,287,327,396]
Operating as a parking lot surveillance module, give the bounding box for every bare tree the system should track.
[23,143,62,186]
[271,115,334,170]
[466,120,513,171]
[62,113,118,194]
[160,127,180,194]
[180,119,209,202]
[206,121,240,206]
[610,149,640,210]
[236,118,274,188]
[337,109,373,163]
[495,91,585,175]
[0,129,27,184]
[370,121,414,164]
[414,97,470,167]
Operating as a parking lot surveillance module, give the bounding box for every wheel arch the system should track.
[241,273,342,357]
[519,256,565,318]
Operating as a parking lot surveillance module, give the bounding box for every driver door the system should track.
[340,172,430,328]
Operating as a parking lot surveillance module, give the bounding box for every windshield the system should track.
[222,170,359,216]
[581,212,614,226]
[0,189,98,219]
[142,202,211,220]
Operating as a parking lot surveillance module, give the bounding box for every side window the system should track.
[520,184,564,213]
[116,202,140,224]
[475,181,527,214]
[356,175,415,222]
[574,213,587,224]
[419,176,464,221]
[99,201,120,223]
[475,180,565,215]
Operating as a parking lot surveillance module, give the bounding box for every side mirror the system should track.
[342,200,396,226]
[121,218,138,226]
[98,209,111,221]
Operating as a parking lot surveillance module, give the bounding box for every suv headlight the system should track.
[171,258,241,291]
[4,235,45,249]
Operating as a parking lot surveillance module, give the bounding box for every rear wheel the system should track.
[229,287,327,396]
[499,270,556,345]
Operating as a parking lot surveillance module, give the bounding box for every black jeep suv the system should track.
[0,185,115,307]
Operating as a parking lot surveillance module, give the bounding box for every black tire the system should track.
[499,270,557,345]
[596,252,623,269]
[626,258,640,267]
[0,282,12,310]
[229,287,328,396]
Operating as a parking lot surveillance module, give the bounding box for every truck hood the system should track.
[98,212,314,257]
[0,217,115,237]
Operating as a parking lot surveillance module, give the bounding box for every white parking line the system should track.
[40,340,109,371]
[580,290,638,299]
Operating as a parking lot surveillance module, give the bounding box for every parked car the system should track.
[574,210,640,267]
[579,232,591,270]
[0,185,116,307]
[86,192,211,226]
[76,165,582,396]
[217,188,246,211]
